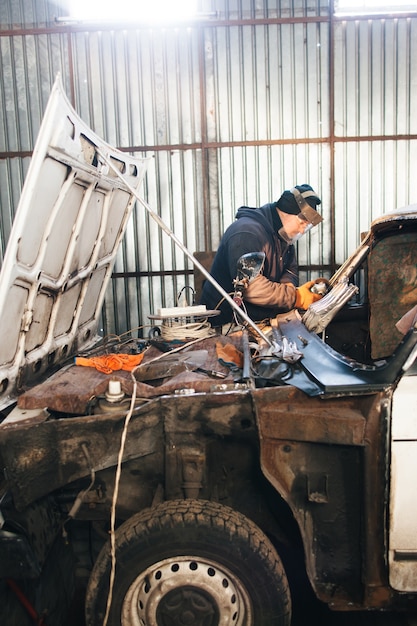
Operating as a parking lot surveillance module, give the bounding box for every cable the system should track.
[102,368,138,626]
[177,285,195,306]
[101,333,213,624]
[159,318,215,341]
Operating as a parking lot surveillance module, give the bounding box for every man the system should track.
[200,184,326,326]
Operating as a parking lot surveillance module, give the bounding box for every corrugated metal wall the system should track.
[1,0,417,336]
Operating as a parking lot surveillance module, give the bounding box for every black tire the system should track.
[85,499,291,626]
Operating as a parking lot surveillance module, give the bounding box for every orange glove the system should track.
[215,342,244,368]
[295,280,324,310]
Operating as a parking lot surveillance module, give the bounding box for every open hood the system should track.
[0,76,148,410]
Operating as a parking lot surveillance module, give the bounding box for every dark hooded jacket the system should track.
[200,203,298,325]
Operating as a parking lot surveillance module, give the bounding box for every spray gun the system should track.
[232,252,266,307]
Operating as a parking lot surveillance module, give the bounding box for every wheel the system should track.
[85,499,291,626]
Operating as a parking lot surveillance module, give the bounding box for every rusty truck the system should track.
[1,77,417,626]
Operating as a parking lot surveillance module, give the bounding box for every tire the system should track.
[85,499,291,626]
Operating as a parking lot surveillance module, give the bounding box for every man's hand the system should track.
[295,280,324,310]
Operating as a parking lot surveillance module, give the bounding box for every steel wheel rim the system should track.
[121,555,252,626]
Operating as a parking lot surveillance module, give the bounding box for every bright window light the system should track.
[67,0,198,22]
[335,0,417,15]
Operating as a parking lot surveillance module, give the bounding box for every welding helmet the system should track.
[277,184,323,227]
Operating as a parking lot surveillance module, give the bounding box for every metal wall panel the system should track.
[333,16,417,264]
[1,0,417,336]
[102,146,206,334]
[205,0,329,19]
[334,17,417,137]
[0,0,66,28]
[0,158,30,258]
[205,21,329,143]
[334,139,417,264]
[71,27,202,148]
[67,26,206,330]
[0,33,70,151]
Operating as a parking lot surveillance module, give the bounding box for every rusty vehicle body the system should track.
[0,78,417,626]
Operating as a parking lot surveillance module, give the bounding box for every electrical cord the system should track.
[160,318,215,341]
[101,332,212,625]
[102,367,138,626]
[155,287,216,341]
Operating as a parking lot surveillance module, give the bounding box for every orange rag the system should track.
[215,342,244,369]
[75,353,145,374]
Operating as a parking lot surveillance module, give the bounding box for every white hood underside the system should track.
[0,75,148,410]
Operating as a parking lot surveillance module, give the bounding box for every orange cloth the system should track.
[75,353,145,374]
[215,342,244,369]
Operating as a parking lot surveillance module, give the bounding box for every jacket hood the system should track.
[235,203,281,236]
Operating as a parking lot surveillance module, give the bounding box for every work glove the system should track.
[295,280,325,310]
[215,341,243,368]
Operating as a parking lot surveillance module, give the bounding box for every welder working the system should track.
[200,184,328,326]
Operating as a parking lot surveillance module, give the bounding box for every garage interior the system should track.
[1,0,416,339]
[1,1,417,625]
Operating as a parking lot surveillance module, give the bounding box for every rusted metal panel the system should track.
[253,385,367,445]
[16,366,135,414]
[0,404,163,509]
[261,436,364,604]
[255,388,392,608]
[1,383,256,510]
[0,332,255,509]
[15,334,239,413]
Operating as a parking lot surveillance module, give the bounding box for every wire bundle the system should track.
[160,317,215,341]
